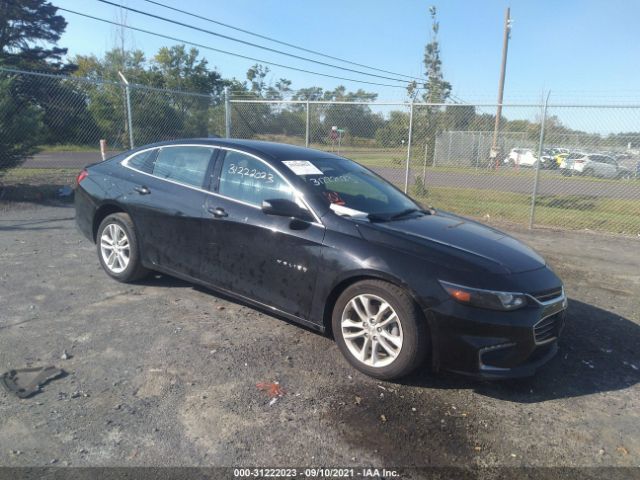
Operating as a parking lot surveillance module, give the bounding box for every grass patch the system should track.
[414,186,640,235]
[1,168,78,183]
[37,144,100,153]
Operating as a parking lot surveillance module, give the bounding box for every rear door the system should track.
[201,149,326,319]
[122,145,217,278]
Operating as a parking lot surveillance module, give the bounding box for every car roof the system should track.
[143,138,344,163]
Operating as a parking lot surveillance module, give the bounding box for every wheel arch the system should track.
[92,203,131,242]
[322,271,429,338]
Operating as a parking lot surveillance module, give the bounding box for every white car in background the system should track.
[559,153,632,179]
[504,148,545,168]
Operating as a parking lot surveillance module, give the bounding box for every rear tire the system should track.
[96,213,149,283]
[583,168,595,177]
[332,280,429,380]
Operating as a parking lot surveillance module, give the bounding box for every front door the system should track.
[201,149,325,319]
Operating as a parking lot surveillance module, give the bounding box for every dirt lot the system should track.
[0,202,639,474]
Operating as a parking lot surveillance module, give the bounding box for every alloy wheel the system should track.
[341,294,404,368]
[100,223,130,274]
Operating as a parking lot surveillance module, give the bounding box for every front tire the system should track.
[96,213,149,282]
[332,280,429,380]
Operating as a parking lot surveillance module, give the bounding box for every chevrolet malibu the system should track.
[75,139,567,380]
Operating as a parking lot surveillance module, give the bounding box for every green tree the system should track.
[151,45,224,138]
[0,75,43,173]
[292,87,324,101]
[71,45,227,145]
[375,110,409,147]
[407,6,451,103]
[408,6,453,164]
[0,0,71,72]
[265,78,292,100]
[71,50,149,148]
[246,63,270,97]
[0,1,84,168]
[320,86,382,141]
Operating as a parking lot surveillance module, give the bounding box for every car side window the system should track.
[218,151,295,206]
[152,146,214,188]
[127,149,156,173]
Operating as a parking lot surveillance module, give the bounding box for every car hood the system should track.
[359,211,546,275]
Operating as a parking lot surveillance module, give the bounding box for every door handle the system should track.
[208,206,228,218]
[134,185,150,195]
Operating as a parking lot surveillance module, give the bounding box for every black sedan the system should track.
[75,139,567,380]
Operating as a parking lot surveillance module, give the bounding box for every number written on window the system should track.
[227,163,274,183]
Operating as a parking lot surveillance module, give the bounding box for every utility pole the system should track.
[224,86,231,138]
[490,7,511,168]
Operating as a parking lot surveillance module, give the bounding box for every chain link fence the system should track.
[0,67,224,201]
[2,67,640,236]
[230,99,640,235]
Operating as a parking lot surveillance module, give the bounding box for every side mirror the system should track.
[262,198,311,221]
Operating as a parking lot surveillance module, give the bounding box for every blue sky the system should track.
[51,0,640,133]
[53,0,640,102]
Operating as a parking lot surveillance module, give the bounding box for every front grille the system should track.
[533,287,563,303]
[534,312,562,343]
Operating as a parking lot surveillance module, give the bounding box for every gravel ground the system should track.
[0,203,639,472]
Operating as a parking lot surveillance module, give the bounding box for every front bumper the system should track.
[429,290,567,379]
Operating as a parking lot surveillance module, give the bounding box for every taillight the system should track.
[76,169,89,186]
[575,159,585,164]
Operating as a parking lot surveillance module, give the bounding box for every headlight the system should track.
[438,280,528,311]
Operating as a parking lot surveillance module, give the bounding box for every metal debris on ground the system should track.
[1,366,65,398]
[256,381,285,399]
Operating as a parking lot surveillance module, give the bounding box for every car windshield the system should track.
[282,157,422,220]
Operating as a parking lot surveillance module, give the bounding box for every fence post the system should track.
[117,71,134,149]
[305,100,310,147]
[475,133,481,171]
[404,101,414,193]
[422,142,428,186]
[529,91,551,229]
[224,87,231,138]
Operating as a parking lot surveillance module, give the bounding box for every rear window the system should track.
[127,149,156,173]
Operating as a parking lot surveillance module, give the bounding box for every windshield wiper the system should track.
[367,212,390,222]
[389,208,422,220]
[391,208,437,220]
[368,208,434,223]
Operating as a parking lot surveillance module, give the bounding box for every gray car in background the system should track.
[559,153,632,179]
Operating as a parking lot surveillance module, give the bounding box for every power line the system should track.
[58,7,410,89]
[140,0,424,82]
[96,0,413,85]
